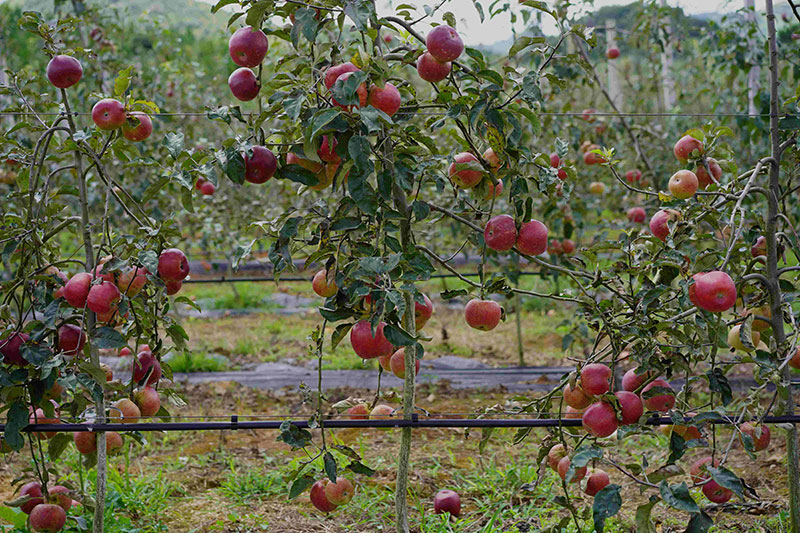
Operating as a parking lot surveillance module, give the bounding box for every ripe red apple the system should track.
[627,207,646,223]
[87,281,120,316]
[751,236,766,258]
[46,55,83,88]
[557,168,567,180]
[695,158,722,189]
[621,368,649,392]
[346,403,369,419]
[132,351,162,385]
[549,152,561,168]
[585,470,610,496]
[693,271,736,312]
[165,280,182,295]
[668,170,699,200]
[228,67,260,101]
[690,456,719,484]
[244,146,277,184]
[582,401,618,438]
[625,169,642,182]
[561,239,576,255]
[29,503,66,532]
[91,99,126,130]
[312,269,337,297]
[433,489,461,517]
[565,405,584,419]
[158,248,189,281]
[106,431,124,454]
[100,363,113,382]
[19,482,44,514]
[547,239,563,256]
[426,25,464,62]
[642,379,675,412]
[516,220,548,256]
[584,149,606,165]
[349,320,393,359]
[563,382,592,409]
[310,480,338,512]
[73,432,96,455]
[389,348,420,379]
[317,135,339,163]
[615,391,643,425]
[286,152,325,179]
[133,387,160,417]
[728,325,760,352]
[580,363,612,395]
[331,71,367,110]
[649,209,681,242]
[1,332,30,366]
[416,52,451,83]
[702,480,732,503]
[324,62,360,90]
[448,152,483,189]
[739,422,770,451]
[228,26,269,67]
[673,135,705,163]
[378,352,392,372]
[122,112,153,142]
[368,82,402,116]
[29,408,60,439]
[64,272,92,308]
[47,486,72,513]
[606,47,620,59]
[557,456,587,483]
[464,298,502,331]
[324,477,355,505]
[484,214,517,251]
[117,266,148,297]
[547,443,566,471]
[195,177,207,190]
[483,148,502,169]
[111,398,141,424]
[370,404,394,419]
[415,294,434,330]
[57,324,86,355]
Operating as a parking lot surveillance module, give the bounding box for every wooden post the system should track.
[606,19,622,110]
[660,0,676,109]
[745,0,760,115]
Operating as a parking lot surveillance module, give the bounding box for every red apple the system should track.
[547,443,566,471]
[195,177,206,190]
[690,456,719,484]
[368,82,401,116]
[627,207,646,223]
[416,52,451,83]
[64,272,92,308]
[378,353,392,372]
[625,169,642,182]
[673,135,705,163]
[484,180,504,199]
[606,47,620,59]
[484,214,518,251]
[228,67,259,101]
[122,112,153,142]
[641,379,675,412]
[563,381,593,409]
[561,239,576,255]
[695,158,722,189]
[57,324,86,355]
[615,391,643,425]
[389,348,420,379]
[29,503,66,532]
[415,294,434,330]
[702,480,732,503]
[584,150,606,165]
[19,482,44,514]
[133,387,161,417]
[331,71,367,110]
[448,152,483,189]
[1,332,30,366]
[585,470,610,496]
[433,489,461,517]
[693,271,736,312]
[117,266,148,297]
[110,398,141,424]
[426,25,464,62]
[558,456,587,483]
[516,220,548,256]
[621,368,649,392]
[244,146,277,184]
[549,152,561,168]
[324,477,354,506]
[228,26,269,68]
[751,236,766,258]
[158,248,189,282]
[483,148,502,169]
[46,55,83,88]
[582,401,618,438]
[312,269,337,298]
[91,99,126,130]
[100,363,113,382]
[464,298,502,331]
[310,480,338,513]
[649,209,681,241]
[132,351,162,385]
[165,280,182,295]
[580,363,612,395]
[346,403,369,419]
[548,239,563,256]
[668,170,699,200]
[286,152,325,175]
[370,404,394,419]
[48,486,72,513]
[29,408,60,439]
[739,422,770,451]
[324,62,360,90]
[317,135,339,163]
[106,431,124,454]
[86,281,120,316]
[349,320,393,359]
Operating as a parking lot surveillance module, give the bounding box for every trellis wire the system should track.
[0,111,776,118]
[183,271,549,284]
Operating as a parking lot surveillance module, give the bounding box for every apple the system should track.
[433,489,461,517]
[641,379,675,412]
[324,477,354,505]
[728,325,760,352]
[368,82,401,116]
[582,109,597,122]
[19,482,45,514]
[582,401,618,438]
[649,209,681,241]
[483,148,502,169]
[695,158,722,189]
[346,403,369,419]
[64,272,92,307]
[668,170,699,200]
[228,26,269,67]
[673,135,705,163]
[751,236,766,258]
[383,34,393,43]
[244,146,277,184]
[484,180,502,200]
[557,168,567,180]
[111,398,141,424]
[580,363,612,395]
[547,443,566,471]
[584,150,605,165]
[158,248,189,281]
[57,324,85,355]
[690,456,719,484]
[370,404,394,419]
[549,152,561,168]
[416,52,451,82]
[687,272,704,305]
[563,382,592,409]
[29,503,66,532]
[331,71,368,110]
[744,305,771,332]
[585,470,610,496]
[606,47,620,59]
[693,271,736,312]
[739,422,770,451]
[415,294,434,330]
[165,280,182,295]
[426,25,464,62]
[132,351,162,385]
[627,207,646,223]
[547,239,563,256]
[47,486,72,513]
[565,405,584,419]
[349,320,393,359]
[625,169,642,182]
[195,177,206,190]
[122,112,153,142]
[589,181,605,194]
[516,220,548,256]
[464,298,502,331]
[621,368,649,392]
[448,152,483,189]
[312,269,337,297]
[310,480,338,512]
[133,387,160,417]
[29,408,60,439]
[106,431,124,454]
[286,152,325,175]
[86,281,120,316]
[46,55,83,88]
[389,348,420,379]
[557,456,587,483]
[317,135,339,163]
[615,391,643,425]
[484,215,518,251]
[117,266,148,297]
[228,67,260,101]
[1,332,30,366]
[91,99,126,130]
[702,480,732,503]
[100,363,113,382]
[561,239,576,255]
[324,62,360,90]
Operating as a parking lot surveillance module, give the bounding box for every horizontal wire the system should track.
[0,111,774,118]
[184,271,550,284]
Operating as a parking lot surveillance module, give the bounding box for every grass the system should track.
[165,350,229,373]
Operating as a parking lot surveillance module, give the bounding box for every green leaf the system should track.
[685,512,714,532]
[113,66,133,99]
[323,451,337,483]
[592,484,622,532]
[346,460,376,476]
[21,345,51,366]
[138,250,159,274]
[634,498,659,533]
[288,475,315,499]
[222,147,245,185]
[93,327,126,349]
[706,368,732,406]
[3,402,28,451]
[659,481,699,513]
[211,0,238,14]
[48,432,73,461]
[707,466,744,498]
[343,0,375,30]
[163,132,185,160]
[383,324,415,346]
[277,421,312,449]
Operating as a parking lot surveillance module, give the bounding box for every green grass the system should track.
[218,456,288,504]
[165,350,229,373]
[181,281,285,310]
